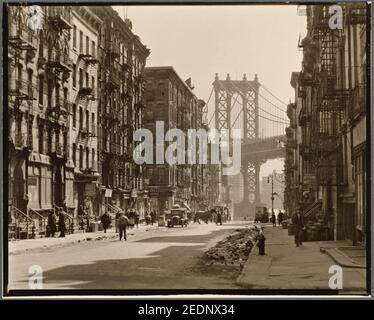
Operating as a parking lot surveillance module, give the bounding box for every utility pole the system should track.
[268,172,278,215]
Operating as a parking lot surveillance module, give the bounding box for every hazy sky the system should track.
[114,5,307,176]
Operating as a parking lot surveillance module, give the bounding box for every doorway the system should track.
[13,163,26,213]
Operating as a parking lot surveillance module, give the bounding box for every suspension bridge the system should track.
[203,73,289,219]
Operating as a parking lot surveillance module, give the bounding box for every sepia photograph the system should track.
[1,1,371,299]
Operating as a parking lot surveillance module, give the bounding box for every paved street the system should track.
[8,223,247,290]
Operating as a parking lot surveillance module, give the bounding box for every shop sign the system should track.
[105,188,112,198]
[148,186,159,197]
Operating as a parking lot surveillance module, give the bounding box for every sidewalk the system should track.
[8,224,159,255]
[236,226,367,293]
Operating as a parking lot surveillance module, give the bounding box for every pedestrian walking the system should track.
[115,211,120,233]
[278,211,283,226]
[216,211,223,226]
[134,211,140,228]
[271,212,276,227]
[78,205,85,230]
[101,211,111,233]
[145,211,151,225]
[118,212,129,241]
[58,209,66,238]
[47,210,57,237]
[62,197,68,213]
[293,211,305,247]
[150,210,156,225]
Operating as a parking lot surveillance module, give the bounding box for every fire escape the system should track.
[45,7,73,161]
[311,5,347,187]
[8,7,38,154]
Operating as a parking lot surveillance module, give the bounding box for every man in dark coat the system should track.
[58,209,66,237]
[216,211,223,226]
[48,211,57,237]
[150,210,156,225]
[271,212,276,227]
[134,211,140,228]
[118,212,129,241]
[101,212,111,233]
[278,211,283,226]
[293,211,305,247]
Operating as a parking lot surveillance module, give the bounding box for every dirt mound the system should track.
[205,226,259,263]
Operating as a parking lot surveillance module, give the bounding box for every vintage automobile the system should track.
[167,208,188,228]
[255,206,269,223]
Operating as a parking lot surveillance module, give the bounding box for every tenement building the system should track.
[143,67,207,215]
[7,5,149,237]
[69,7,102,223]
[8,6,77,237]
[285,3,368,245]
[91,6,150,219]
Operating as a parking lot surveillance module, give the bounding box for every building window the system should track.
[91,112,95,133]
[73,25,77,49]
[79,145,83,169]
[79,68,83,88]
[72,104,77,128]
[86,110,89,130]
[79,107,83,129]
[38,75,44,105]
[47,81,52,107]
[92,41,96,58]
[86,72,89,87]
[92,148,95,169]
[72,143,76,165]
[91,76,95,90]
[38,123,44,154]
[86,147,89,169]
[72,64,76,88]
[86,36,89,55]
[39,30,44,57]
[79,30,83,53]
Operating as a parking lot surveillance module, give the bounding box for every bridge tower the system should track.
[213,73,262,218]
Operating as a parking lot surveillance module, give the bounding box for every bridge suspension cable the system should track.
[228,81,289,123]
[260,84,289,107]
[229,80,288,115]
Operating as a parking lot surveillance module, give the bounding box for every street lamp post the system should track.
[268,172,278,215]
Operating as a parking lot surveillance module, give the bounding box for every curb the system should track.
[320,247,366,269]
[9,233,118,255]
[9,225,160,255]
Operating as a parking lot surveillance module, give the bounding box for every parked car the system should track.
[167,208,188,228]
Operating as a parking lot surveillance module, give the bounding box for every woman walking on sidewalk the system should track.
[293,211,305,247]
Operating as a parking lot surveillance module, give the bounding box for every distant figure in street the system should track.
[101,212,111,233]
[48,211,57,237]
[118,212,129,241]
[115,211,120,233]
[145,211,151,225]
[134,211,140,228]
[150,210,156,225]
[216,211,223,226]
[278,211,283,226]
[58,209,66,237]
[293,211,305,247]
[271,212,276,227]
[78,205,85,230]
[62,197,68,213]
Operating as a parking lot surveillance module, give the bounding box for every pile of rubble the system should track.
[205,226,260,263]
